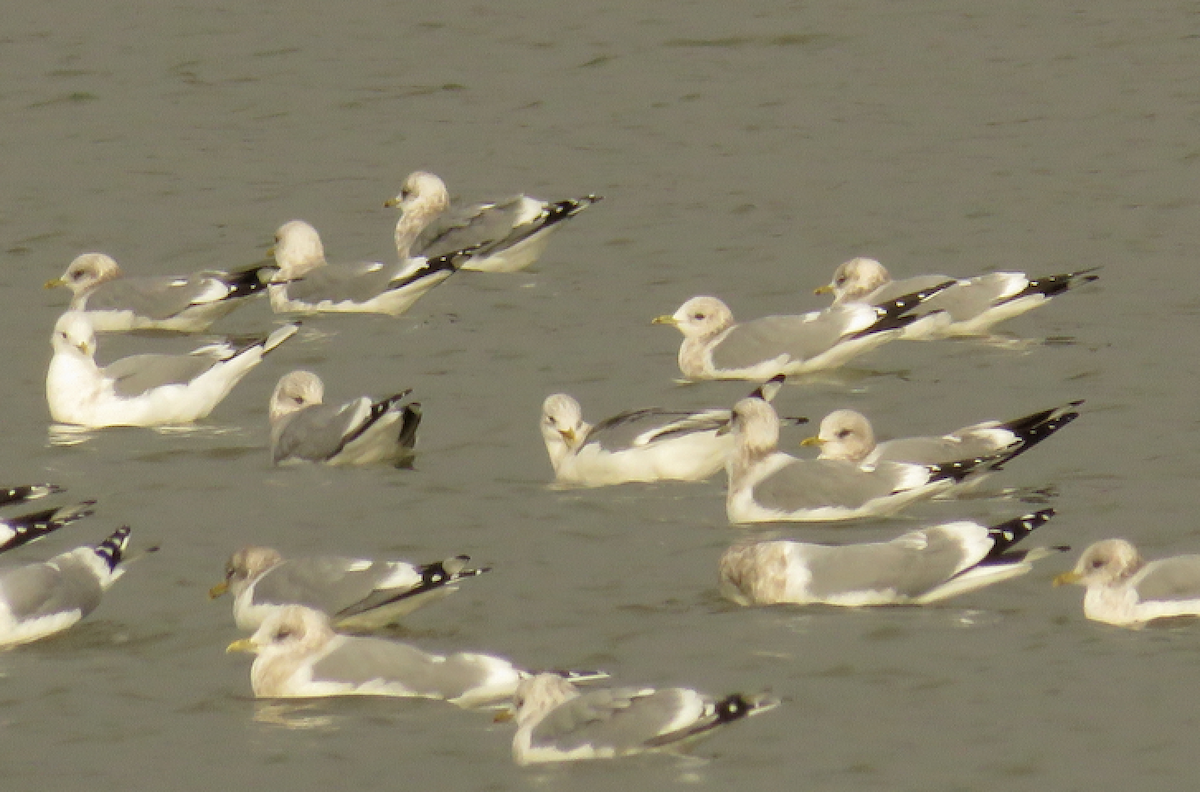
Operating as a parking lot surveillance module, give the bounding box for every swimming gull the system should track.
[268,370,421,467]
[652,285,950,381]
[226,605,596,706]
[724,397,1021,524]
[0,524,134,648]
[267,219,467,315]
[46,311,299,427]
[507,672,779,765]
[815,257,1100,338]
[0,484,64,508]
[719,509,1064,607]
[1054,540,1200,627]
[540,377,804,487]
[385,171,601,273]
[45,252,273,333]
[0,501,95,557]
[209,546,490,632]
[802,402,1081,473]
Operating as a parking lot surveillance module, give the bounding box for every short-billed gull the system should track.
[719,509,1064,607]
[506,672,779,765]
[209,546,490,632]
[1054,540,1200,627]
[539,377,804,487]
[724,397,1020,524]
[45,253,272,333]
[802,402,1081,470]
[0,501,95,556]
[225,605,598,706]
[267,219,466,315]
[268,371,421,467]
[652,286,950,381]
[385,171,601,273]
[815,257,1100,338]
[46,311,298,427]
[0,524,135,648]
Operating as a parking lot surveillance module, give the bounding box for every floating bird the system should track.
[225,605,597,706]
[45,253,274,333]
[386,171,601,273]
[209,546,490,632]
[1054,540,1200,627]
[0,525,135,648]
[267,219,467,315]
[0,501,95,556]
[506,672,779,765]
[268,371,421,467]
[652,285,949,381]
[46,311,298,427]
[814,257,1100,338]
[719,509,1064,607]
[724,397,1020,524]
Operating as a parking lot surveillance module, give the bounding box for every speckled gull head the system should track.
[45,253,123,294]
[1054,539,1145,588]
[726,396,781,461]
[386,172,451,231]
[270,220,327,280]
[652,295,735,341]
[801,409,876,462]
[268,371,326,424]
[815,257,892,305]
[208,545,285,600]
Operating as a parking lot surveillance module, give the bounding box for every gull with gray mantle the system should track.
[505,672,779,765]
[46,311,298,427]
[540,376,804,487]
[719,509,1064,607]
[814,257,1100,339]
[209,545,490,632]
[226,605,601,706]
[267,219,470,315]
[723,397,1028,524]
[652,284,951,381]
[386,170,601,273]
[45,252,273,333]
[0,525,137,649]
[269,370,421,466]
[1054,540,1200,628]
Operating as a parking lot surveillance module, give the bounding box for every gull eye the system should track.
[692,312,706,321]
[836,429,852,439]
[274,627,295,641]
[1090,558,1106,569]
[835,275,847,286]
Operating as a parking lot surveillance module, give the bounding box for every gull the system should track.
[507,672,779,765]
[226,605,597,706]
[267,219,467,315]
[268,371,421,466]
[539,376,804,487]
[719,509,1064,607]
[385,171,601,273]
[0,525,134,649]
[46,311,298,427]
[815,257,1100,338]
[652,285,950,381]
[209,546,491,632]
[0,501,96,556]
[802,402,1081,471]
[45,252,273,333]
[724,397,1020,524]
[1054,540,1200,628]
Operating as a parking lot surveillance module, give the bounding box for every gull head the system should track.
[269,371,326,424]
[728,396,781,457]
[1054,539,1145,588]
[803,409,876,462]
[227,604,335,657]
[271,220,326,278]
[210,545,285,599]
[51,311,97,358]
[816,257,892,305]
[541,393,587,456]
[46,252,123,294]
[511,673,582,728]
[653,296,735,340]
[385,171,451,217]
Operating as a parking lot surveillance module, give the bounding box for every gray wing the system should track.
[251,557,394,615]
[752,460,919,512]
[586,408,712,449]
[272,402,367,463]
[802,529,976,600]
[414,195,532,258]
[864,275,955,305]
[530,688,699,753]
[1133,557,1200,602]
[874,436,1004,466]
[282,261,397,304]
[916,274,1022,322]
[0,559,103,621]
[312,638,506,699]
[83,275,223,320]
[710,313,856,371]
[103,353,218,398]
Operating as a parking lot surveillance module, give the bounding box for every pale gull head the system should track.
[271,220,327,279]
[653,296,735,341]
[1055,539,1145,588]
[805,409,876,462]
[819,257,893,305]
[51,311,98,359]
[387,171,453,258]
[211,545,285,600]
[540,393,588,463]
[47,253,123,295]
[268,371,326,424]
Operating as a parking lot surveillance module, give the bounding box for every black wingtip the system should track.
[998,267,1101,304]
[0,483,64,507]
[984,508,1057,557]
[94,525,132,571]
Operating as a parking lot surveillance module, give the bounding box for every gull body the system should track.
[1055,540,1200,627]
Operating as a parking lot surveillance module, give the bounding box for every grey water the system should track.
[2,1,1198,790]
